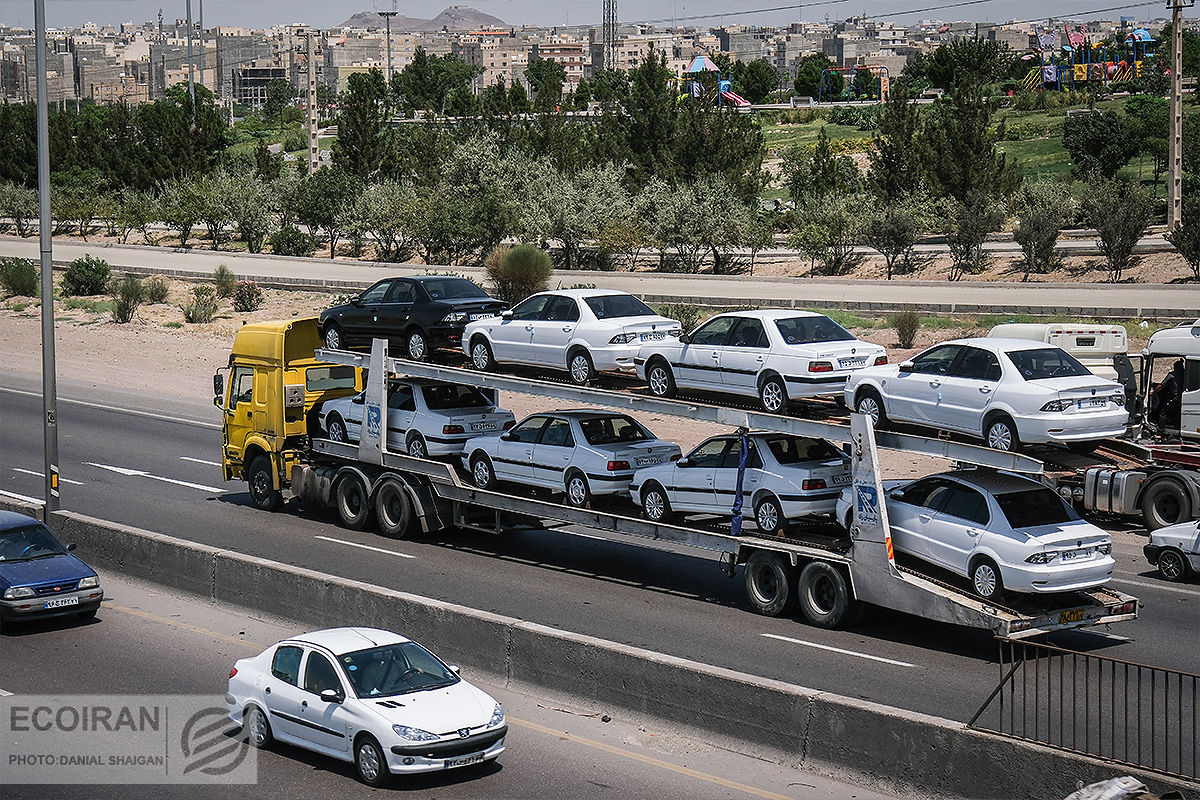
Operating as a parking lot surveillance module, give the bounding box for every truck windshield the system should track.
[774,316,854,344]
[1005,348,1092,381]
[995,488,1077,529]
[422,384,493,410]
[578,415,651,445]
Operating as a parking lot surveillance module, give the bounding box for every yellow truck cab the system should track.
[215,317,358,509]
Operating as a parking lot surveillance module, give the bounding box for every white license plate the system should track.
[444,753,484,770]
[470,422,497,432]
[634,457,661,466]
[1077,398,1107,409]
[44,596,79,609]
[838,357,867,368]
[469,313,495,322]
[1061,548,1093,561]
[831,474,851,485]
[640,332,667,342]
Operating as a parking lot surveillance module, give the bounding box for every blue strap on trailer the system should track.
[729,428,750,537]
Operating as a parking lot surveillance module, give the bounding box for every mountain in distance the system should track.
[338,6,507,31]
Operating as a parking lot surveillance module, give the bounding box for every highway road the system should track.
[0,574,894,800]
[3,374,1197,729]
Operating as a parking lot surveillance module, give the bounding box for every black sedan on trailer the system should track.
[319,276,508,360]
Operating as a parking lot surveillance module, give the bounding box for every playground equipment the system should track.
[683,53,751,108]
[818,65,890,102]
[1023,24,1156,91]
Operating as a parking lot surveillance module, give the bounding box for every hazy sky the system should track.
[0,1,1170,31]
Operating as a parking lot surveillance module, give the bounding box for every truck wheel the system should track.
[744,551,794,617]
[335,476,373,531]
[754,495,786,536]
[641,483,674,523]
[247,456,282,512]
[646,360,676,398]
[1157,548,1191,582]
[375,481,413,539]
[759,375,788,414]
[969,556,1003,600]
[326,414,348,443]
[1141,480,1191,531]
[797,561,856,629]
[564,471,591,508]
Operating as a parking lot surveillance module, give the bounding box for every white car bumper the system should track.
[1011,408,1129,444]
[999,555,1115,593]
[588,343,644,374]
[386,730,506,774]
[779,491,843,519]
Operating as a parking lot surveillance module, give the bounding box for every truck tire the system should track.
[744,551,794,617]
[1141,479,1192,531]
[247,456,282,512]
[797,561,856,629]
[1157,548,1191,582]
[374,481,413,539]
[335,475,373,531]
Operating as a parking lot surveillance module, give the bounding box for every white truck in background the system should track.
[988,323,1128,381]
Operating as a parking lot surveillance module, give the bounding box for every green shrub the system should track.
[281,131,308,153]
[268,226,316,257]
[654,303,707,333]
[232,280,264,312]
[213,264,236,297]
[61,255,111,297]
[107,275,144,324]
[143,276,170,304]
[164,321,183,329]
[891,310,921,349]
[0,257,39,297]
[180,285,219,323]
[485,244,553,305]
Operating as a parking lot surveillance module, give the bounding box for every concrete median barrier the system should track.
[1,496,1194,799]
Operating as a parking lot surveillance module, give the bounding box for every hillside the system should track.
[338,5,506,31]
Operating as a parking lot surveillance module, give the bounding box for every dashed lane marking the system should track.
[0,387,220,430]
[314,535,416,559]
[179,456,223,467]
[85,462,226,494]
[761,632,916,667]
[13,468,84,486]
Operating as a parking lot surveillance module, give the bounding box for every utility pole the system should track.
[379,10,398,81]
[34,0,60,514]
[1167,0,1192,229]
[602,0,618,71]
[186,0,196,109]
[198,0,205,89]
[307,30,319,175]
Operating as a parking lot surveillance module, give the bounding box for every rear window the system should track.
[1005,348,1092,381]
[774,316,855,345]
[995,488,1077,529]
[584,294,655,320]
[421,384,492,409]
[421,278,488,300]
[578,415,652,445]
[306,366,357,392]
[764,436,840,464]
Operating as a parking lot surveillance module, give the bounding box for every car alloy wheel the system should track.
[760,379,786,413]
[756,497,782,533]
[643,488,667,521]
[972,561,1000,599]
[1158,549,1188,582]
[566,474,589,507]
[569,352,593,385]
[856,395,881,425]
[246,706,271,748]
[406,330,427,361]
[324,326,343,350]
[472,458,493,489]
[471,341,493,371]
[327,417,348,442]
[986,420,1015,451]
[407,436,427,459]
[648,364,672,397]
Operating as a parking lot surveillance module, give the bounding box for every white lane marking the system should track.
[180,456,222,467]
[0,387,220,430]
[760,633,916,668]
[0,689,12,697]
[13,468,84,486]
[85,462,226,494]
[0,489,43,505]
[314,535,416,559]
[1114,578,1200,598]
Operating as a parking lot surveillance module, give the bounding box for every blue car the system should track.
[0,512,102,628]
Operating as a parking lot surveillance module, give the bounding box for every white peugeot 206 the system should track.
[227,627,506,786]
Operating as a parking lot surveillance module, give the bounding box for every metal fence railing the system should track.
[968,639,1199,780]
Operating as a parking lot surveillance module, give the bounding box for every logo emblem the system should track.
[458,728,470,739]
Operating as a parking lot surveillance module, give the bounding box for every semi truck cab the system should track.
[1141,320,1200,442]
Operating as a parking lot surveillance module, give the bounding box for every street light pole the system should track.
[380,10,397,81]
[186,0,196,109]
[34,0,60,514]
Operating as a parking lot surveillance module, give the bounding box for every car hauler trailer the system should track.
[215,318,1138,638]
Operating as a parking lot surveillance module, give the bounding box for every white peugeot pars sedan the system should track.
[636,310,887,413]
[845,338,1129,452]
[227,627,506,786]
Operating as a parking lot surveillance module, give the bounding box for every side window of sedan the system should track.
[910,345,962,375]
[388,282,416,304]
[510,295,551,321]
[540,419,575,447]
[508,417,549,443]
[939,486,990,526]
[271,645,303,686]
[388,385,415,411]
[719,440,763,469]
[359,281,391,304]
[689,317,737,347]
[728,318,768,349]
[895,478,954,511]
[953,347,1001,382]
[541,296,580,323]
[687,438,732,467]
[302,652,343,696]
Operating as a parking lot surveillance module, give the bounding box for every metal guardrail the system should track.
[968,639,1199,780]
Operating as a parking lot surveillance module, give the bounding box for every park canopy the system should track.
[687,54,721,73]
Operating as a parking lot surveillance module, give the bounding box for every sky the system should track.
[0,0,1172,31]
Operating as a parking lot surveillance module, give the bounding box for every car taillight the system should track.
[802,479,827,490]
[809,361,833,373]
[669,453,681,461]
[607,460,630,471]
[443,424,465,434]
[502,420,515,431]
[874,355,888,365]
[228,667,238,679]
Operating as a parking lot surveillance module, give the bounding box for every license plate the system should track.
[1058,608,1087,624]
[838,357,867,368]
[444,753,484,769]
[1077,398,1107,409]
[634,456,661,466]
[1061,548,1093,561]
[469,313,495,322]
[470,422,497,432]
[44,596,79,610]
[640,332,667,341]
[831,474,851,485]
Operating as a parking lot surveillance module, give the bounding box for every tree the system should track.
[254,139,284,180]
[1166,197,1200,281]
[262,78,296,131]
[51,169,104,239]
[333,68,389,179]
[946,196,1004,281]
[479,79,511,116]
[116,187,159,244]
[925,38,1016,90]
[868,84,924,203]
[526,57,567,112]
[159,178,203,248]
[590,69,630,104]
[790,194,866,276]
[922,84,1020,205]
[1082,177,1153,282]
[794,53,839,99]
[294,167,362,258]
[227,171,275,253]
[852,67,875,100]
[783,127,860,203]
[0,182,38,237]
[196,169,237,248]
[538,164,629,270]
[738,59,780,104]
[1124,95,1169,195]
[1063,110,1139,179]
[509,82,531,114]
[865,200,926,279]
[393,48,481,114]
[1012,182,1074,281]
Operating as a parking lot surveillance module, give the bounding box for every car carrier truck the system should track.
[215,317,1138,638]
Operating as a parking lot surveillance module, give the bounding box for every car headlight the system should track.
[1040,399,1070,412]
[3,586,35,600]
[441,311,467,324]
[609,332,638,344]
[1025,551,1059,564]
[393,724,440,742]
[487,702,505,729]
[77,576,99,590]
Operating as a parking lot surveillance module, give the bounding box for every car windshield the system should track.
[0,524,68,562]
[422,384,493,410]
[341,642,460,698]
[578,415,651,445]
[421,278,488,301]
[764,436,841,464]
[774,316,855,344]
[1005,348,1092,381]
[995,487,1077,529]
[584,294,655,320]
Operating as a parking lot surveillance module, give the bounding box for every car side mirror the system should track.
[449,665,460,675]
[898,361,914,373]
[678,333,692,344]
[501,310,513,320]
[320,688,343,704]
[676,457,691,467]
[500,432,514,441]
[352,395,364,404]
[67,543,77,552]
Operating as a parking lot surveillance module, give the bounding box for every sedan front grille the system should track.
[33,580,79,596]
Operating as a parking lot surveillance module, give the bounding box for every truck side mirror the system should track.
[213,373,223,405]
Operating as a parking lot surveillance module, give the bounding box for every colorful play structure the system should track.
[683,54,751,108]
[1021,24,1156,91]
[817,65,891,102]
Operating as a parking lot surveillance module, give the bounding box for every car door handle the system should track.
[711,354,720,360]
[929,380,941,388]
[264,687,271,695]
[755,356,765,362]
[967,528,981,537]
[561,326,574,332]
[979,386,991,394]
[301,700,308,708]
[524,326,534,332]
[918,513,932,522]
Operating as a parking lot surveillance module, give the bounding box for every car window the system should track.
[507,416,549,443]
[540,419,575,447]
[995,487,1077,528]
[421,384,492,409]
[510,295,550,321]
[577,415,651,444]
[686,438,732,467]
[689,316,737,347]
[939,486,990,525]
[230,366,253,407]
[0,523,68,562]
[718,439,763,469]
[1005,348,1092,381]
[359,281,391,304]
[953,347,1002,381]
[728,318,769,348]
[421,278,488,300]
[584,294,655,319]
[271,645,303,686]
[303,652,343,696]
[910,345,963,376]
[895,478,955,511]
[341,642,459,698]
[766,436,840,464]
[388,282,416,304]
[541,296,580,323]
[387,384,415,411]
[774,315,854,344]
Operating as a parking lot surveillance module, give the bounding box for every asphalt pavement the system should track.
[0,573,896,800]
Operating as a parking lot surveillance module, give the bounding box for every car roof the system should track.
[935,337,1063,353]
[406,275,475,284]
[708,308,828,321]
[534,288,636,300]
[0,510,40,530]
[283,627,412,655]
[536,409,633,419]
[930,469,1045,494]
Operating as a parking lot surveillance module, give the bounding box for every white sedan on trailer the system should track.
[226,627,507,786]
[318,381,515,458]
[461,410,681,507]
[630,433,851,535]
[463,289,681,385]
[836,469,1114,599]
[635,309,887,413]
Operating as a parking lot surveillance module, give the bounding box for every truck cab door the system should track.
[224,366,255,476]
[1181,358,1200,441]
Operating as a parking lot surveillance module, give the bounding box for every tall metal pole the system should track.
[34,0,60,514]
[198,0,205,89]
[1167,0,1189,229]
[186,0,196,108]
[307,30,318,175]
[380,11,397,81]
